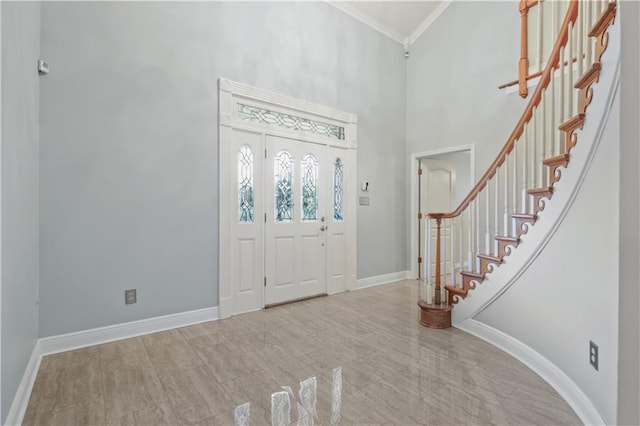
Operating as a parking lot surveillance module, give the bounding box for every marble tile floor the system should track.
[23,280,582,426]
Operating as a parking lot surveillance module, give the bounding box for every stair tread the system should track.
[461,270,484,279]
[444,285,467,295]
[478,253,502,262]
[559,113,585,131]
[575,62,602,89]
[512,213,537,220]
[589,2,616,38]
[543,153,570,166]
[495,236,519,242]
[527,186,553,195]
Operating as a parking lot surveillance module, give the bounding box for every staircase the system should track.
[418,0,618,328]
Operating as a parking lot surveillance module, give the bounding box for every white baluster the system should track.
[442,219,447,303]
[485,182,491,254]
[470,199,475,269]
[586,0,592,67]
[552,0,558,43]
[550,65,557,157]
[425,219,431,288]
[494,167,499,254]
[537,0,543,71]
[504,151,509,236]
[568,23,574,118]
[540,89,546,188]
[522,123,529,213]
[577,0,584,78]
[451,219,456,289]
[469,200,473,266]
[424,218,434,304]
[559,45,565,152]
[530,107,537,199]
[512,149,518,215]
[475,196,480,271]
[467,208,472,272]
[442,218,447,289]
[459,216,463,287]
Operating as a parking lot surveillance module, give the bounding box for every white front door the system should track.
[264,135,328,305]
[218,79,357,319]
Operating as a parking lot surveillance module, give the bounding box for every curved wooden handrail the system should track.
[428,0,578,221]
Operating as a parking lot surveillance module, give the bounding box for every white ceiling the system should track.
[328,1,451,45]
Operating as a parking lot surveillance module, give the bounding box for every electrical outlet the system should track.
[125,289,137,305]
[589,340,598,370]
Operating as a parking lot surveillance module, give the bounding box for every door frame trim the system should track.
[218,78,358,319]
[409,144,475,280]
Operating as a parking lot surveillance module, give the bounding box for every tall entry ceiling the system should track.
[328,1,450,45]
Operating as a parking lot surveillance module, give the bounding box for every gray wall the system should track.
[39,1,407,336]
[1,1,41,422]
[406,1,525,179]
[618,1,640,424]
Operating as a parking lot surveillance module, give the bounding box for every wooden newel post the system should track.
[519,0,530,98]
[434,218,442,305]
[418,213,452,329]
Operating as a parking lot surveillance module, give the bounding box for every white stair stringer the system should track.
[452,20,621,325]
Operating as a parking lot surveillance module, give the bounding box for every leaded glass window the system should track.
[274,151,294,222]
[238,103,345,140]
[238,145,254,223]
[333,158,344,221]
[301,154,318,221]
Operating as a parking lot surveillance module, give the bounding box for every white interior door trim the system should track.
[219,78,358,319]
[409,144,475,280]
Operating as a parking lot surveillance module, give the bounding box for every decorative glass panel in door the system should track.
[274,151,294,222]
[301,154,318,221]
[238,145,254,223]
[333,158,344,222]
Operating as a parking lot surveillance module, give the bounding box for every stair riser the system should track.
[479,258,499,275]
[514,217,536,238]
[497,240,518,258]
[530,193,552,215]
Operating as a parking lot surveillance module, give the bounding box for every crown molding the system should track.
[326,1,406,45]
[326,1,453,47]
[409,0,453,44]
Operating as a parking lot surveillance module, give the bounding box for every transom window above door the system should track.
[237,103,346,141]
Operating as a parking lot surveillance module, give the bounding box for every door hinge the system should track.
[264,213,267,223]
[265,149,267,159]
[418,257,423,264]
[264,277,267,287]
[418,168,423,175]
[418,212,423,220]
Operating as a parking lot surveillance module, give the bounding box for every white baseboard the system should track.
[356,270,411,290]
[38,306,219,356]
[6,306,219,426]
[456,319,605,426]
[4,342,42,426]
